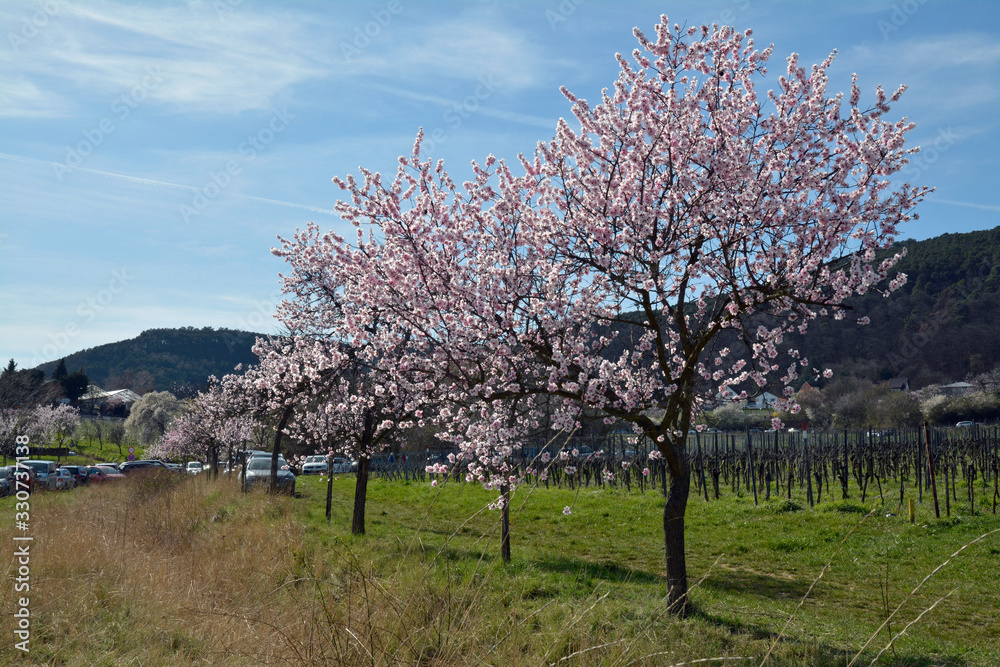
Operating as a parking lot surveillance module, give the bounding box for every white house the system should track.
[940,381,974,397]
[81,385,142,413]
[747,392,780,410]
[713,387,779,410]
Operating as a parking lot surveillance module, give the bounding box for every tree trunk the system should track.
[663,462,690,614]
[500,483,511,562]
[352,455,370,534]
[351,409,375,535]
[270,407,292,495]
[326,457,334,522]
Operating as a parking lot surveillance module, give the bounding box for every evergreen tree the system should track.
[52,358,68,381]
[61,371,90,403]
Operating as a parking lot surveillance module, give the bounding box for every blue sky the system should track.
[1,0,998,378]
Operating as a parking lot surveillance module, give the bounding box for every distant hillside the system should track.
[788,227,1000,387]
[34,327,264,397]
[27,229,999,399]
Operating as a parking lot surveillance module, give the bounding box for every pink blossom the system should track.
[281,15,927,599]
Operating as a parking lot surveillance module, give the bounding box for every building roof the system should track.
[81,385,142,404]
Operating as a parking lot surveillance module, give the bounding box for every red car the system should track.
[89,465,125,482]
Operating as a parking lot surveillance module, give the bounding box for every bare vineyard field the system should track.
[372,427,1000,519]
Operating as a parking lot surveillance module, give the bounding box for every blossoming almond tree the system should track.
[266,229,441,533]
[40,403,80,452]
[152,381,254,476]
[315,17,927,610]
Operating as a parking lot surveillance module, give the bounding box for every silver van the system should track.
[20,460,58,491]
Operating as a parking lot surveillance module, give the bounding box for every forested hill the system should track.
[34,327,264,397]
[27,229,999,397]
[789,226,1000,387]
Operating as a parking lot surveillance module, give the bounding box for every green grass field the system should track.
[1,469,997,665]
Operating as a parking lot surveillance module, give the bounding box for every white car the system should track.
[300,455,328,475]
[55,468,76,490]
[186,461,204,475]
[240,457,296,494]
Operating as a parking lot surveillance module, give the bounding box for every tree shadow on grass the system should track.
[533,555,663,586]
[688,601,972,666]
[698,569,812,600]
[689,605,971,666]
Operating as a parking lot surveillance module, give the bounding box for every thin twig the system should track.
[540,589,613,664]
[343,626,374,661]
[184,605,305,664]
[867,588,957,666]
[759,507,878,667]
[849,527,1000,666]
[666,658,752,667]
[551,639,627,665]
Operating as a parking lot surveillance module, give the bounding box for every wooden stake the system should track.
[924,422,940,519]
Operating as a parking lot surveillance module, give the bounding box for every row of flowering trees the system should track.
[169,17,927,611]
[0,404,80,459]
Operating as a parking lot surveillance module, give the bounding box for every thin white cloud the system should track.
[1,1,330,115]
[845,32,1000,93]
[0,75,70,118]
[339,13,546,90]
[0,152,335,215]
[926,198,1000,213]
[2,2,551,119]
[364,84,555,129]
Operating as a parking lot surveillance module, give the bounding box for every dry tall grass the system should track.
[2,476,710,666]
[5,474,985,665]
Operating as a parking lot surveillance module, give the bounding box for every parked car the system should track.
[20,460,58,491]
[186,461,204,475]
[4,465,36,494]
[955,420,974,428]
[90,465,125,482]
[300,455,328,475]
[119,459,171,475]
[0,466,15,497]
[96,462,121,470]
[61,465,90,486]
[248,453,290,468]
[240,457,296,494]
[54,468,76,490]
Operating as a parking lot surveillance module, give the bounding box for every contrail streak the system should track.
[0,152,336,216]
